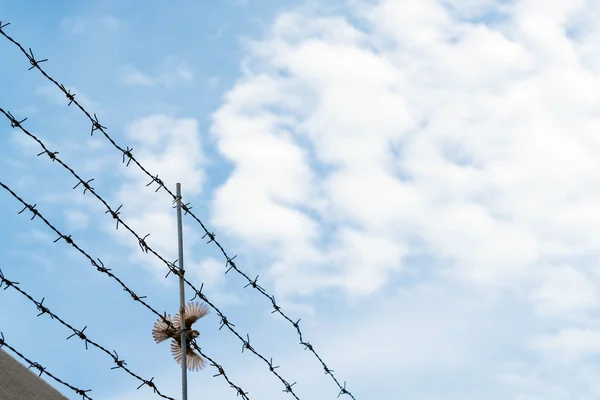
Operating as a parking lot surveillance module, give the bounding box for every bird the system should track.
[152,301,210,371]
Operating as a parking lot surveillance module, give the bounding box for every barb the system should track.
[186,278,301,398]
[0,181,250,399]
[1,112,301,398]
[183,289,319,399]
[0,269,172,400]
[188,220,356,399]
[0,332,93,399]
[1,25,355,399]
[189,341,250,400]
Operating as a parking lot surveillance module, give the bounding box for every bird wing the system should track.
[174,302,210,329]
[152,314,177,343]
[171,338,206,371]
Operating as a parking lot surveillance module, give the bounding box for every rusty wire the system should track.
[0,332,93,399]
[0,22,355,399]
[0,108,300,399]
[0,180,250,399]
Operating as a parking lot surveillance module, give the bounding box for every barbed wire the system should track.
[0,268,167,399]
[0,22,355,399]
[187,219,354,399]
[0,332,93,399]
[0,180,250,399]
[0,108,301,400]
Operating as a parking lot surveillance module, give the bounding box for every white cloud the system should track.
[187,257,224,288]
[64,208,89,230]
[174,62,193,81]
[209,0,600,306]
[120,62,194,88]
[61,15,120,35]
[204,6,600,396]
[9,129,48,153]
[119,66,154,86]
[531,264,599,316]
[532,328,600,364]
[10,1,600,398]
[111,114,206,280]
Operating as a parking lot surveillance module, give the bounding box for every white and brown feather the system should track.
[173,302,210,329]
[152,314,176,343]
[152,302,210,371]
[171,337,205,371]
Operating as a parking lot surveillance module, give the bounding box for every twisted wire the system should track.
[0,180,249,398]
[0,332,93,399]
[0,268,172,399]
[1,108,301,399]
[1,22,354,398]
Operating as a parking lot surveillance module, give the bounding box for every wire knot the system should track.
[203,231,216,243]
[67,326,89,349]
[137,377,156,391]
[146,175,163,192]
[138,234,150,253]
[54,234,74,246]
[36,149,59,161]
[29,362,45,376]
[26,48,48,70]
[110,351,127,370]
[18,203,38,220]
[282,380,297,393]
[122,147,134,166]
[268,358,280,372]
[36,297,50,317]
[73,178,95,194]
[164,260,181,278]
[59,84,76,105]
[6,111,26,128]
[90,113,106,136]
[219,315,234,330]
[301,341,313,351]
[105,205,122,230]
[241,334,253,353]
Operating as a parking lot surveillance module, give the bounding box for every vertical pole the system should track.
[176,183,187,400]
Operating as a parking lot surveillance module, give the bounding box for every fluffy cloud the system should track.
[531,264,599,316]
[206,8,600,396]
[111,114,206,278]
[210,0,600,305]
[8,0,600,398]
[533,328,600,363]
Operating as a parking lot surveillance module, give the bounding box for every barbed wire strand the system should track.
[0,332,93,399]
[0,269,161,399]
[0,109,301,400]
[0,22,354,399]
[0,180,250,399]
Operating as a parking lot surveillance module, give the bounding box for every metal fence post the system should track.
[176,183,187,400]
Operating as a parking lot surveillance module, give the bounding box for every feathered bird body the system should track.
[152,302,210,371]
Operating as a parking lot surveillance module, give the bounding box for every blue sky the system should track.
[3,0,600,399]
